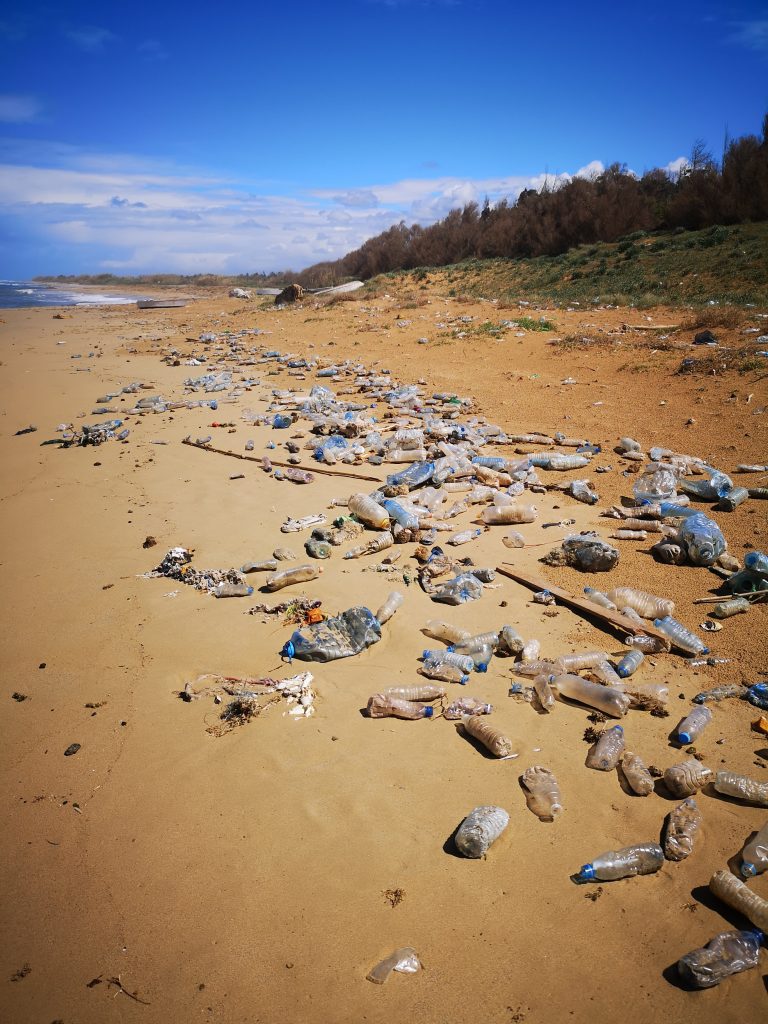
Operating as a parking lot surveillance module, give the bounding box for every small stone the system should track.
[64,743,81,757]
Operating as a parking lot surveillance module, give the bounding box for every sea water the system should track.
[0,280,141,309]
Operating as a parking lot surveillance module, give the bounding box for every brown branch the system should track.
[181,438,382,482]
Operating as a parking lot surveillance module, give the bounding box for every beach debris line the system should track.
[179,671,317,733]
[143,547,253,597]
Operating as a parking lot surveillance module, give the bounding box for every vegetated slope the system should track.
[366,222,768,309]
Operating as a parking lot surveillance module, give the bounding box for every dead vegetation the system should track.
[677,345,767,375]
[681,307,751,330]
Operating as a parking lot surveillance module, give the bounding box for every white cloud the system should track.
[729,19,768,54]
[0,94,41,123]
[574,160,605,179]
[664,156,688,179]
[64,26,116,52]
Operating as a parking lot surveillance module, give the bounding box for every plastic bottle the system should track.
[366,947,422,985]
[423,649,475,674]
[550,674,630,717]
[633,465,678,504]
[623,633,670,654]
[533,673,556,711]
[693,683,749,704]
[521,638,541,663]
[664,759,713,798]
[745,550,768,577]
[652,616,709,656]
[619,437,641,452]
[709,870,768,930]
[741,822,768,878]
[574,843,664,883]
[461,715,514,757]
[608,587,674,619]
[375,591,403,624]
[381,498,420,529]
[455,805,510,858]
[482,504,537,524]
[676,706,713,745]
[618,606,646,626]
[420,660,469,684]
[366,694,433,719]
[272,413,292,429]
[569,480,599,505]
[678,512,727,566]
[343,532,394,559]
[263,564,322,592]
[711,597,750,618]
[677,929,764,989]
[615,680,670,705]
[422,619,471,645]
[718,486,750,512]
[616,650,644,678]
[621,752,654,796]
[443,697,493,719]
[590,661,623,687]
[521,766,562,821]
[241,559,279,573]
[664,797,703,860]
[586,725,625,770]
[553,651,609,673]
[715,771,768,807]
[498,625,525,656]
[659,501,698,519]
[583,587,618,611]
[384,684,445,701]
[213,581,254,598]
[449,528,482,545]
[451,631,501,655]
[348,493,390,530]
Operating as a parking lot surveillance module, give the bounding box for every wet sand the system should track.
[1,288,766,1023]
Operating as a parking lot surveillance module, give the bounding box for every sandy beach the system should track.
[1,287,766,1023]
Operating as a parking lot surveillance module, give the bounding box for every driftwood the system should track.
[181,437,382,482]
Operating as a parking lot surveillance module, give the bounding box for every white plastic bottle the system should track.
[455,805,510,858]
[741,821,768,877]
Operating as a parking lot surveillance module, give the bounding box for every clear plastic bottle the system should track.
[621,751,654,796]
[616,650,644,678]
[448,527,482,545]
[709,870,768,930]
[583,587,618,611]
[482,504,537,524]
[715,771,768,807]
[693,683,749,704]
[590,661,623,687]
[718,486,750,512]
[676,706,713,745]
[711,597,751,619]
[608,587,674,619]
[741,821,768,878]
[423,649,475,674]
[619,437,641,452]
[521,638,541,663]
[443,697,492,720]
[678,512,727,566]
[263,564,322,592]
[533,673,556,711]
[241,559,279,573]
[461,715,514,757]
[664,797,703,860]
[422,619,471,645]
[633,465,678,504]
[586,725,625,771]
[623,633,670,654]
[386,446,428,463]
[677,929,764,989]
[375,591,403,624]
[664,759,713,798]
[569,480,599,505]
[653,616,709,656]
[550,674,630,717]
[384,684,445,701]
[521,766,562,821]
[455,805,510,858]
[420,660,469,685]
[213,581,254,598]
[498,625,525,655]
[343,532,395,559]
[366,694,434,719]
[744,550,768,577]
[452,632,501,655]
[553,651,609,673]
[574,842,664,882]
[615,680,670,705]
[348,492,390,529]
[366,947,422,985]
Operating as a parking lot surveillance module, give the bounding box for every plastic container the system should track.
[653,616,709,656]
[633,465,677,504]
[574,842,664,883]
[443,697,492,720]
[521,638,541,663]
[482,504,537,525]
[461,715,514,757]
[711,597,751,619]
[498,625,525,656]
[714,771,768,807]
[676,706,713,745]
[677,929,764,989]
[366,694,433,720]
[343,532,394,559]
[744,550,768,577]
[678,512,727,566]
[213,581,254,598]
[615,680,669,705]
[623,633,670,654]
[533,673,556,711]
[621,751,654,796]
[616,650,644,678]
[664,797,703,860]
[718,486,750,511]
[741,821,768,878]
[664,759,713,798]
[384,684,445,702]
[423,649,475,674]
[455,805,510,858]
[552,651,609,673]
[432,573,484,605]
[382,498,420,529]
[693,683,749,704]
[586,725,625,771]
[451,632,501,655]
[608,587,674,619]
[422,620,471,645]
[241,559,279,573]
[590,661,622,687]
[709,870,768,930]
[348,493,389,530]
[420,660,469,685]
[521,766,562,821]
[263,564,322,592]
[448,528,482,546]
[366,947,421,985]
[569,480,598,505]
[375,591,403,624]
[583,587,618,611]
[550,674,630,717]
[282,605,381,663]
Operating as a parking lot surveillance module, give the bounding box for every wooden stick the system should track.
[181,438,383,483]
[495,564,673,647]
[693,590,767,604]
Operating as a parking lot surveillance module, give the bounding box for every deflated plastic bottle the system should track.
[448,528,482,546]
[521,638,541,663]
[677,929,764,989]
[553,651,609,673]
[590,661,623,687]
[550,674,630,717]
[343,532,395,559]
[749,683,768,711]
[699,466,734,499]
[423,649,475,674]
[498,625,525,656]
[715,771,768,807]
[718,486,750,512]
[348,493,390,530]
[422,619,471,645]
[583,587,618,611]
[482,503,537,524]
[213,581,254,598]
[623,633,670,654]
[678,512,726,567]
[574,842,664,883]
[615,680,670,706]
[366,947,422,985]
[241,559,279,573]
[711,597,751,618]
[386,446,428,463]
[366,694,434,720]
[741,821,768,878]
[618,606,646,626]
[608,587,674,619]
[616,650,644,678]
[693,683,749,704]
[709,870,768,931]
[619,437,642,452]
[461,715,514,757]
[633,465,678,504]
[521,766,563,821]
[569,480,599,505]
[451,631,501,655]
[659,501,699,519]
[432,573,484,605]
[586,725,625,771]
[263,564,322,592]
[450,644,492,670]
[744,550,768,577]
[455,805,510,858]
[375,591,403,624]
[621,752,654,796]
[443,697,492,720]
[513,659,555,677]
[384,684,445,701]
[653,616,709,656]
[676,706,713,745]
[664,797,703,860]
[386,460,435,490]
[664,759,713,798]
[533,673,556,711]
[420,660,469,685]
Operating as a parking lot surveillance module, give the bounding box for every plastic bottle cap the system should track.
[678,731,692,745]
[423,706,434,718]
[578,864,596,881]
[613,725,624,733]
[741,861,757,878]
[460,675,469,685]
[475,663,488,673]
[281,641,295,660]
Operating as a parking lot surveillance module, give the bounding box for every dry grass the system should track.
[681,307,752,330]
[320,291,362,307]
[677,345,768,375]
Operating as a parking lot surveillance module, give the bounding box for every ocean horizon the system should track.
[0,280,143,310]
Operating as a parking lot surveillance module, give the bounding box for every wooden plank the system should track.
[495,564,673,648]
[181,438,383,483]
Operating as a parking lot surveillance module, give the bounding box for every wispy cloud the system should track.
[0,94,42,124]
[728,18,768,54]
[64,26,116,52]
[138,38,169,61]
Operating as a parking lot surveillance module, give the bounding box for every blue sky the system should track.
[0,0,765,278]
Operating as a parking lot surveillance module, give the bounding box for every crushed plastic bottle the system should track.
[461,715,514,757]
[678,512,727,566]
[384,684,445,702]
[709,870,768,930]
[574,842,664,883]
[714,771,768,807]
[744,550,768,577]
[620,751,654,796]
[664,759,713,798]
[633,465,678,504]
[533,673,556,711]
[422,619,471,645]
[693,683,749,704]
[677,929,764,989]
[455,805,510,858]
[213,581,254,598]
[366,694,434,719]
[263,564,322,592]
[448,528,482,546]
[443,697,492,719]
[375,591,403,624]
[521,766,562,821]
[282,606,381,662]
[432,573,484,605]
[553,651,609,673]
[366,947,422,985]
[608,587,674,619]
[664,797,703,861]
[586,725,625,771]
[741,821,768,878]
[498,625,525,656]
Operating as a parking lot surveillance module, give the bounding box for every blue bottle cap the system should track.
[423,706,434,718]
[741,862,757,878]
[577,864,595,882]
[447,645,455,653]
[679,731,692,745]
[612,725,624,733]
[246,586,254,596]
[460,675,469,685]
[475,663,488,673]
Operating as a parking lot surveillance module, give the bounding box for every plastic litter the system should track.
[664,797,703,860]
[455,805,510,857]
[677,929,763,989]
[282,606,381,662]
[366,947,422,985]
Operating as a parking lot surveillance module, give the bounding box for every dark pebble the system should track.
[64,743,81,757]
